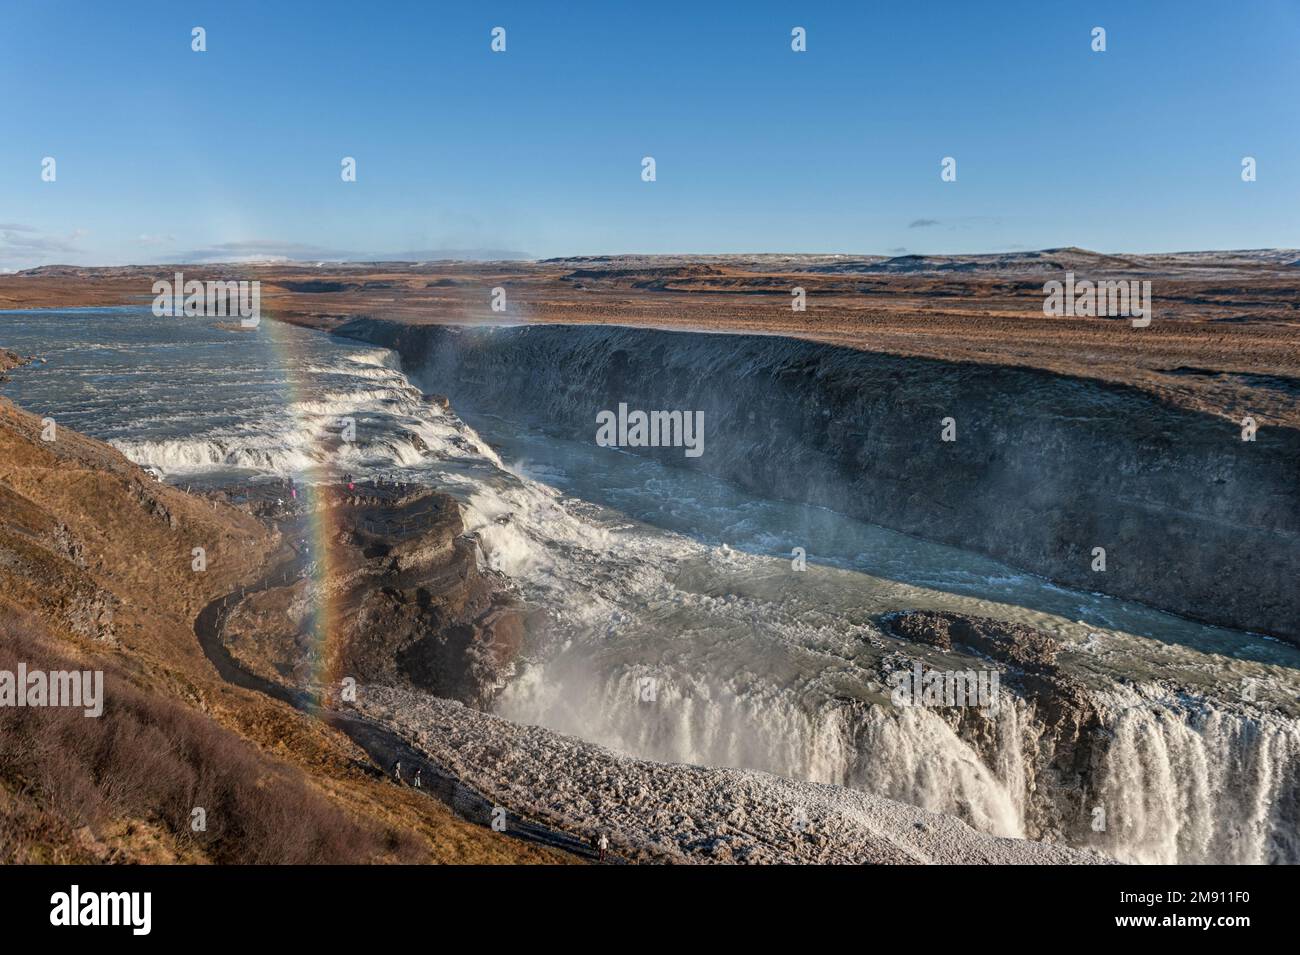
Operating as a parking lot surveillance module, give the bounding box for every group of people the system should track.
[391,760,422,789]
[266,472,421,510]
[265,473,371,517]
[272,476,298,506]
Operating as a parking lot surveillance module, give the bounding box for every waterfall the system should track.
[500,663,1300,862]
[498,662,1027,839]
[844,702,1026,838]
[1088,686,1300,864]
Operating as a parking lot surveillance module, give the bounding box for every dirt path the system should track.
[193,543,621,864]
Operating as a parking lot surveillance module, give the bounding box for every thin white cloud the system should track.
[0,226,87,266]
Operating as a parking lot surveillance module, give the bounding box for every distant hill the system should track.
[544,248,1300,276]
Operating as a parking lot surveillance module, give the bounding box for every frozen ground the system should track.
[352,684,1109,864]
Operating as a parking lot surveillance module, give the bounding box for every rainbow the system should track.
[258,317,349,699]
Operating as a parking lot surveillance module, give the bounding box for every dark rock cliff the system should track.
[222,483,522,708]
[334,319,1300,642]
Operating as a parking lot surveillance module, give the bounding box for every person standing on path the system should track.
[598,832,608,862]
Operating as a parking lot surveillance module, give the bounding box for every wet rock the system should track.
[882,610,1058,673]
[224,483,524,709]
[0,349,31,382]
[881,610,1106,844]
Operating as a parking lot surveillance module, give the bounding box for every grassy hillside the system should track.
[0,395,571,864]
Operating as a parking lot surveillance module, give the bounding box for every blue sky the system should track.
[1,0,1297,267]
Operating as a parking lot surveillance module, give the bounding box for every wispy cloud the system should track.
[162,239,531,264]
[166,240,346,263]
[908,218,941,229]
[0,225,88,267]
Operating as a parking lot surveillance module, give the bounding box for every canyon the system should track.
[1,249,1296,865]
[334,317,1299,642]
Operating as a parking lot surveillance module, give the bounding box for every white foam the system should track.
[1088,684,1300,864]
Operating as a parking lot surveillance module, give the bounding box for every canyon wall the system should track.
[334,320,1300,642]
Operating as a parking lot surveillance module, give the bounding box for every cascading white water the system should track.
[448,388,1300,864]
[498,660,1028,839]
[503,664,855,787]
[8,306,1298,864]
[1088,686,1300,864]
[845,701,1027,839]
[501,656,1300,863]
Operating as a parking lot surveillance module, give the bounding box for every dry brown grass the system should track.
[2,258,1297,428]
[0,616,424,864]
[0,398,576,864]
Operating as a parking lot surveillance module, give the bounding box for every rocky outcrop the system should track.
[222,483,523,708]
[127,477,179,529]
[0,348,31,381]
[881,610,1106,844]
[330,489,522,707]
[883,610,1063,674]
[333,319,1300,643]
[60,583,118,644]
